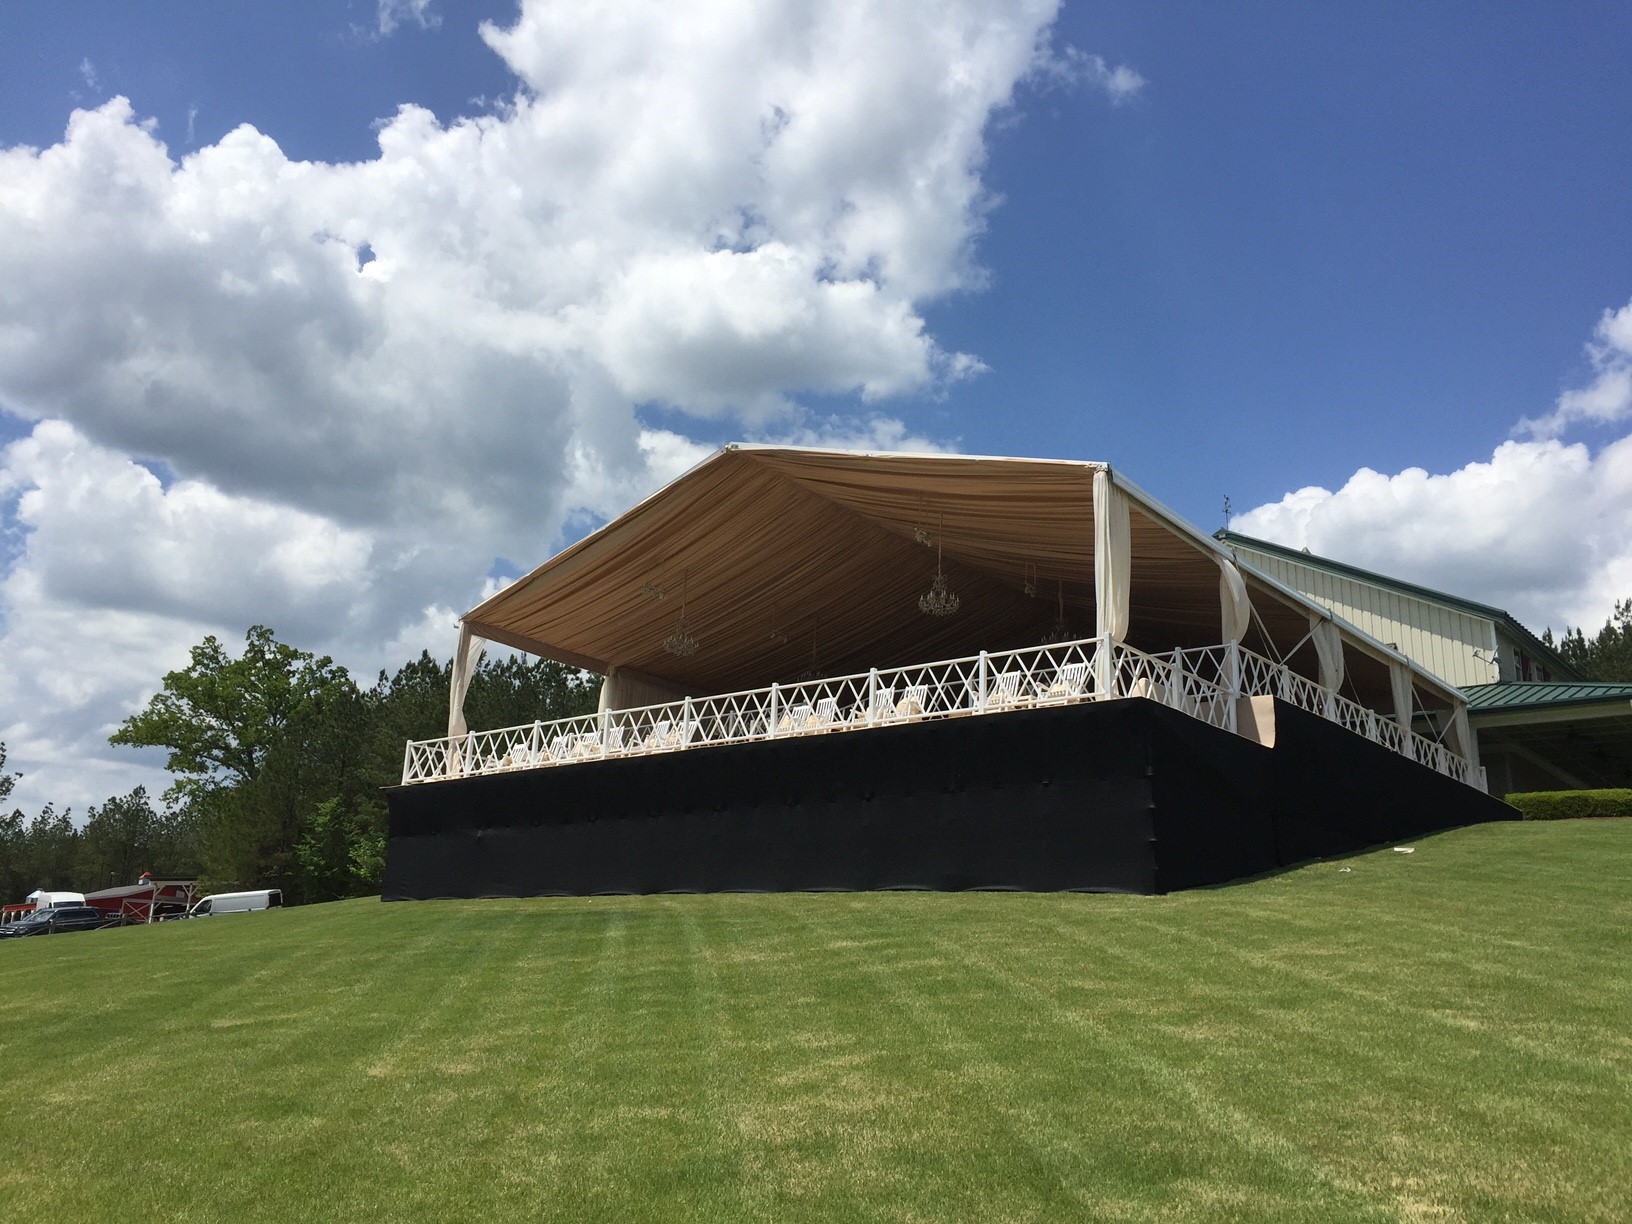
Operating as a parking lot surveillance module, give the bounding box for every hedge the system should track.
[1505,788,1632,820]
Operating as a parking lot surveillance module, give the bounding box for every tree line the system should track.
[5,598,1626,907]
[0,626,599,906]
[1546,599,1632,683]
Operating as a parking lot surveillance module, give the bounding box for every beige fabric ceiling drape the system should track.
[436,445,1471,741]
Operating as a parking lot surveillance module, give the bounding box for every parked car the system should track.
[0,905,118,938]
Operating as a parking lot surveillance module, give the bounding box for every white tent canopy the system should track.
[451,446,1468,741]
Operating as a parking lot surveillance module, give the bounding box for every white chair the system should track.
[990,671,1027,709]
[1044,662,1090,703]
[813,697,840,728]
[868,686,896,724]
[896,685,929,719]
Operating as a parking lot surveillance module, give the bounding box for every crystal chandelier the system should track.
[918,514,960,617]
[1045,580,1073,643]
[795,624,821,682]
[663,571,699,657]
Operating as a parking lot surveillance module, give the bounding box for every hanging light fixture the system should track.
[1046,580,1074,643]
[1023,562,1038,600]
[663,570,699,657]
[918,513,960,617]
[796,622,821,682]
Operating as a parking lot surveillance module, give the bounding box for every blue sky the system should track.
[4,2,1627,520]
[1,0,1630,811]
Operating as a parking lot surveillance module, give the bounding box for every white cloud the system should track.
[78,58,99,92]
[1519,299,1632,439]
[1234,434,1632,636]
[1237,301,1632,637]
[1031,46,1146,105]
[0,0,1135,812]
[377,0,441,38]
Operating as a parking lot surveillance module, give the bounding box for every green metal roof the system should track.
[1462,681,1632,714]
[1217,530,1584,682]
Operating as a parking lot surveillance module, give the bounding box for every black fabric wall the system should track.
[1147,699,1515,891]
[383,698,1514,899]
[385,701,1170,898]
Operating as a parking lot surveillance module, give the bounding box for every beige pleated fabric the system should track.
[447,445,1468,734]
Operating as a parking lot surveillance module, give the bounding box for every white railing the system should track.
[401,635,1478,789]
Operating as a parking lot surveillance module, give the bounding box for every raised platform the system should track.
[382,697,1514,898]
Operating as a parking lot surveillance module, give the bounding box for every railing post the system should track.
[867,669,878,727]
[1095,636,1114,700]
[1225,640,1240,734]
[768,684,778,739]
[599,708,610,751]
[977,651,989,714]
[531,720,541,764]
[682,696,693,746]
[401,738,413,784]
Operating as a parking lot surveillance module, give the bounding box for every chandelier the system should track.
[1045,580,1073,643]
[918,514,960,617]
[663,571,699,657]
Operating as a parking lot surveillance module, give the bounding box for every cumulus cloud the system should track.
[1233,436,1632,633]
[1238,299,1632,637]
[1518,299,1632,439]
[0,0,1138,813]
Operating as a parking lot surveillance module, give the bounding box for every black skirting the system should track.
[382,697,1514,898]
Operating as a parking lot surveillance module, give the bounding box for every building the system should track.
[1219,532,1632,796]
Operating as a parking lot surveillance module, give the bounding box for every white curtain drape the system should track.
[598,665,688,714]
[1093,469,1131,641]
[1310,616,1344,717]
[446,624,487,740]
[1448,702,1477,767]
[1389,662,1415,734]
[1218,558,1251,643]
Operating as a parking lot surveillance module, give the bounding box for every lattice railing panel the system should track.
[400,634,1478,789]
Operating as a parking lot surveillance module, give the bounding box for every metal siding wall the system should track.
[1232,548,1496,687]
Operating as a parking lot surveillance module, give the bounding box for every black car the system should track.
[0,906,117,938]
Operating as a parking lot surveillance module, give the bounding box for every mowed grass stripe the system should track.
[1,820,1628,1222]
[793,894,1397,1223]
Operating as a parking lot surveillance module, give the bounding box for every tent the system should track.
[445,446,1474,762]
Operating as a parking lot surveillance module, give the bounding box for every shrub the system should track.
[1505,789,1632,820]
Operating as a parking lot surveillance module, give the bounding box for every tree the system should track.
[111,626,356,800]
[0,740,14,812]
[1546,599,1632,682]
[75,787,201,890]
[110,626,369,901]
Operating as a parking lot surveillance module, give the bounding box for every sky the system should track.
[1,0,1630,815]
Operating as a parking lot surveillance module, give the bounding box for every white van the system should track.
[27,890,87,910]
[186,889,283,918]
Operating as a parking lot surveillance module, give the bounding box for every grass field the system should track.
[2,820,1629,1222]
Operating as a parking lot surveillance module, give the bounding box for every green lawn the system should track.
[2,821,1629,1222]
